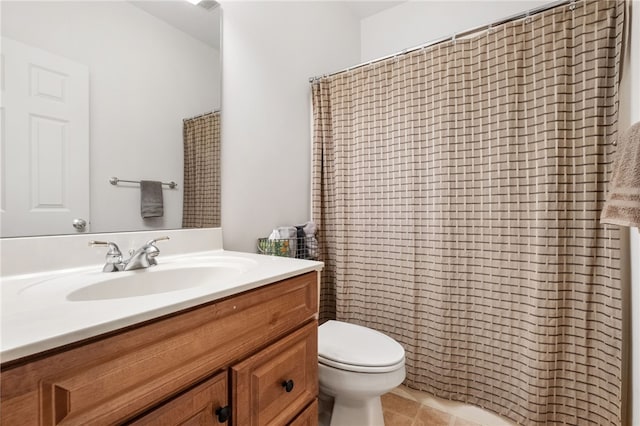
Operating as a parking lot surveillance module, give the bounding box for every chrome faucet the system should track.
[124,237,169,271]
[89,237,169,272]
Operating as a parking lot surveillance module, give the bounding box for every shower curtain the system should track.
[182,111,221,228]
[312,1,625,424]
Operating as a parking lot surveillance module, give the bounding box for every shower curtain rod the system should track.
[309,0,573,82]
[183,109,220,121]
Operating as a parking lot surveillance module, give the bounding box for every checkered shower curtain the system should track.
[312,1,625,424]
[182,111,221,228]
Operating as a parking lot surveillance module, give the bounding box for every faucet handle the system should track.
[146,236,170,246]
[89,240,122,256]
[146,237,169,265]
[89,241,123,272]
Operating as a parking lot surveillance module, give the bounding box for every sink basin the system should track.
[67,265,241,301]
[18,256,257,301]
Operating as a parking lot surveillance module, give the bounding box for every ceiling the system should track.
[129,1,221,49]
[127,1,404,50]
[343,1,405,19]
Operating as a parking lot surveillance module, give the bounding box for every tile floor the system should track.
[381,386,516,426]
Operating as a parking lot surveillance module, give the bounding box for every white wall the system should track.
[360,0,551,62]
[220,1,360,251]
[1,1,220,234]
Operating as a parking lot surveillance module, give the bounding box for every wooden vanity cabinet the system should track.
[0,271,319,426]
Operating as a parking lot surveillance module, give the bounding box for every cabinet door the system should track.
[288,400,318,426]
[129,372,229,425]
[232,321,318,426]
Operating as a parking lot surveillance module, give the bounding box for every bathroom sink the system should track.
[67,265,241,301]
[18,257,257,301]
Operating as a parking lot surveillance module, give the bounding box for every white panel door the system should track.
[1,37,90,237]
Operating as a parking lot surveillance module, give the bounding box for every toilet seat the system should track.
[318,320,405,373]
[319,355,405,373]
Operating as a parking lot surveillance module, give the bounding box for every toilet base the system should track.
[318,362,405,426]
[325,392,384,426]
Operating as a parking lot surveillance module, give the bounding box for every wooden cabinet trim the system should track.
[288,400,318,426]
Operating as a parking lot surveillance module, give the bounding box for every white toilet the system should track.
[318,320,406,426]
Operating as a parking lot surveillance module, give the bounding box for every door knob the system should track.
[72,218,87,231]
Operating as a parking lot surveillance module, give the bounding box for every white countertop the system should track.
[1,249,323,363]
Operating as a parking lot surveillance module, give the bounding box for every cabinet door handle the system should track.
[215,405,230,423]
[281,379,295,393]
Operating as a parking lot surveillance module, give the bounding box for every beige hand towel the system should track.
[601,121,640,227]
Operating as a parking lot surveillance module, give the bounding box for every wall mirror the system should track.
[0,0,221,238]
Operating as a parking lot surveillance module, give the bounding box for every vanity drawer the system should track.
[288,400,318,426]
[129,371,228,425]
[231,321,318,426]
[1,272,318,426]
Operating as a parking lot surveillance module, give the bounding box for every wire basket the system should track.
[257,235,318,260]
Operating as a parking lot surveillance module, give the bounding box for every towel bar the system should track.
[109,177,177,189]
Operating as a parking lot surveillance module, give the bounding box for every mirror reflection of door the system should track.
[1,37,90,238]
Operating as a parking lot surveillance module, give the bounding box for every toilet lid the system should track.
[318,320,405,371]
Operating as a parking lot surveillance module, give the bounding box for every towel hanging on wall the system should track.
[140,180,164,218]
[602,121,640,227]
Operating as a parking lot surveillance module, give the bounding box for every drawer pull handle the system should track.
[282,379,295,392]
[215,406,230,423]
